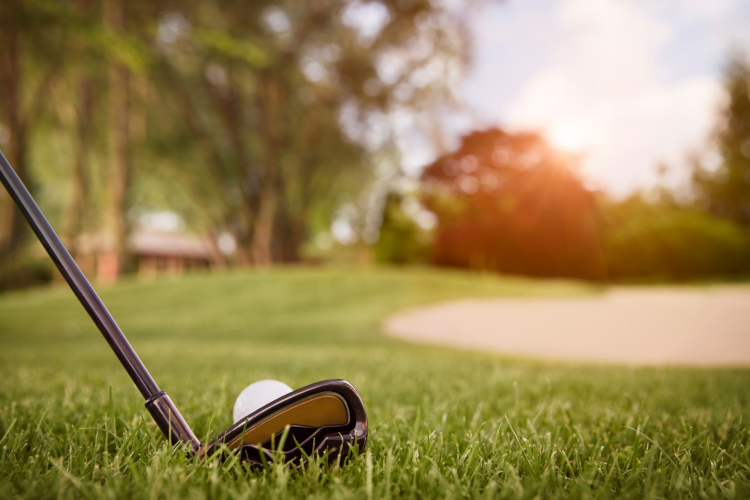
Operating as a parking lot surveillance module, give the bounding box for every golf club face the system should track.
[206,379,367,467]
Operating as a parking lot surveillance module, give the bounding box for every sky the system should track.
[452,0,750,196]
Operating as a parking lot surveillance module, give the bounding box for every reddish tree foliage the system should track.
[421,128,607,280]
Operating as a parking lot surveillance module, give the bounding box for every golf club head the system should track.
[205,379,367,467]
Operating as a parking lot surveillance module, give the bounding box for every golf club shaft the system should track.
[0,150,200,451]
[0,150,161,398]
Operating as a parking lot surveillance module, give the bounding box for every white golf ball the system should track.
[233,380,293,423]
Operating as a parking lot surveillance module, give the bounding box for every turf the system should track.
[0,267,748,499]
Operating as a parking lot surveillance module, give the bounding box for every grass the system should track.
[0,266,748,499]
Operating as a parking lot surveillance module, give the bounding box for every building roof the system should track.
[128,230,212,259]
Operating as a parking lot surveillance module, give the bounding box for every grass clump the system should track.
[0,267,748,498]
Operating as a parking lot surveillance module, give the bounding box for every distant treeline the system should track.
[0,0,465,288]
[1,1,747,287]
[376,55,750,282]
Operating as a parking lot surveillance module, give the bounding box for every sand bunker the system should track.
[383,287,750,366]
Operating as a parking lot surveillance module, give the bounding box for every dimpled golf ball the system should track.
[233,380,293,423]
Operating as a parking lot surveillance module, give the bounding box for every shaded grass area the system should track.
[0,267,748,498]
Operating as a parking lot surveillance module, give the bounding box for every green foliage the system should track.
[693,53,750,226]
[0,249,54,290]
[421,129,606,281]
[1,0,467,273]
[602,196,750,281]
[193,28,270,68]
[0,269,749,498]
[374,192,430,264]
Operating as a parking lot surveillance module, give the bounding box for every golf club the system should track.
[0,149,367,467]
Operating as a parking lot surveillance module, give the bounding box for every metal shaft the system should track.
[0,149,160,399]
[0,149,199,451]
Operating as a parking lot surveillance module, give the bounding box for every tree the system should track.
[1,0,468,287]
[98,0,132,282]
[693,52,750,226]
[374,191,430,264]
[421,128,607,280]
[150,0,465,264]
[61,0,96,257]
[600,195,750,281]
[0,0,71,286]
[0,0,26,261]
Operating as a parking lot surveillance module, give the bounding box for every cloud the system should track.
[459,0,747,195]
[500,0,722,194]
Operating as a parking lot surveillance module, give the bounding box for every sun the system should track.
[547,123,591,152]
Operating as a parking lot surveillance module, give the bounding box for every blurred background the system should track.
[1,0,749,289]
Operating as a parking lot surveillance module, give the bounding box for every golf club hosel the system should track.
[146,392,200,452]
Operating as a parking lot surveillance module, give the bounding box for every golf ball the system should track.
[233,380,293,423]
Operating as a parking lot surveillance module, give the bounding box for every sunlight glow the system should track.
[547,123,591,152]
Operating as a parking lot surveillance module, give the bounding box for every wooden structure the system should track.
[129,230,212,278]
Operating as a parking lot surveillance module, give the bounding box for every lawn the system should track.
[0,267,748,499]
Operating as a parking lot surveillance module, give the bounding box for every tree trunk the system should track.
[273,204,305,263]
[252,186,278,265]
[61,77,93,254]
[272,165,310,263]
[99,0,130,283]
[0,0,28,260]
[251,74,284,265]
[211,73,260,265]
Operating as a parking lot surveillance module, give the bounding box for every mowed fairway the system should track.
[0,268,748,499]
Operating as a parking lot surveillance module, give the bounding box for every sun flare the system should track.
[547,123,592,152]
